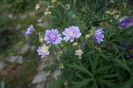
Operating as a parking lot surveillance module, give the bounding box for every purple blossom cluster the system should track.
[24,15,133,59]
[44,26,81,45]
[63,26,81,42]
[25,25,34,36]
[118,16,133,29]
[35,26,105,58]
[24,24,106,58]
[37,26,81,58]
[94,28,104,44]
[44,29,62,45]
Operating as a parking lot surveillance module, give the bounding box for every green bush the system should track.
[29,0,133,88]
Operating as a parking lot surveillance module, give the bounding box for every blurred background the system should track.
[0,0,39,88]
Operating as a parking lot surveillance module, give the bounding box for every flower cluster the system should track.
[94,28,104,44]
[25,16,133,59]
[25,24,107,58]
[38,26,81,58]
[118,16,133,29]
[24,24,107,58]
[44,26,81,45]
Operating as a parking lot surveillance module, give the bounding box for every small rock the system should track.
[16,24,21,30]
[21,44,30,54]
[20,15,27,19]
[30,45,36,52]
[6,56,17,63]
[37,61,45,71]
[53,69,61,80]
[0,62,5,70]
[36,83,45,88]
[6,56,23,64]
[16,56,23,64]
[37,23,47,28]
[32,71,46,84]
[8,14,14,19]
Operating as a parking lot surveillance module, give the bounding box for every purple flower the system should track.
[25,25,34,36]
[118,16,128,29]
[94,28,104,44]
[126,18,133,27]
[37,44,49,58]
[118,16,133,29]
[44,29,62,45]
[62,26,81,42]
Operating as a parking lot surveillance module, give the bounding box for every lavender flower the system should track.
[37,44,49,58]
[118,16,128,29]
[62,26,81,42]
[94,28,104,44]
[126,18,133,27]
[44,29,62,45]
[118,16,133,29]
[25,25,34,36]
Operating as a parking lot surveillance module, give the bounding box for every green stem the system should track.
[94,0,98,13]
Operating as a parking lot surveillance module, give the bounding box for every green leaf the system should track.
[99,52,110,61]
[72,79,92,88]
[118,79,133,88]
[113,55,132,74]
[75,71,85,80]
[71,63,92,76]
[100,74,118,79]
[99,79,118,88]
[96,65,112,74]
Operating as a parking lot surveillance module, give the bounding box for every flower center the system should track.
[49,34,56,40]
[42,47,48,52]
[68,31,73,36]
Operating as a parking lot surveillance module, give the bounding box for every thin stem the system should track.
[94,0,98,13]
[73,0,76,11]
